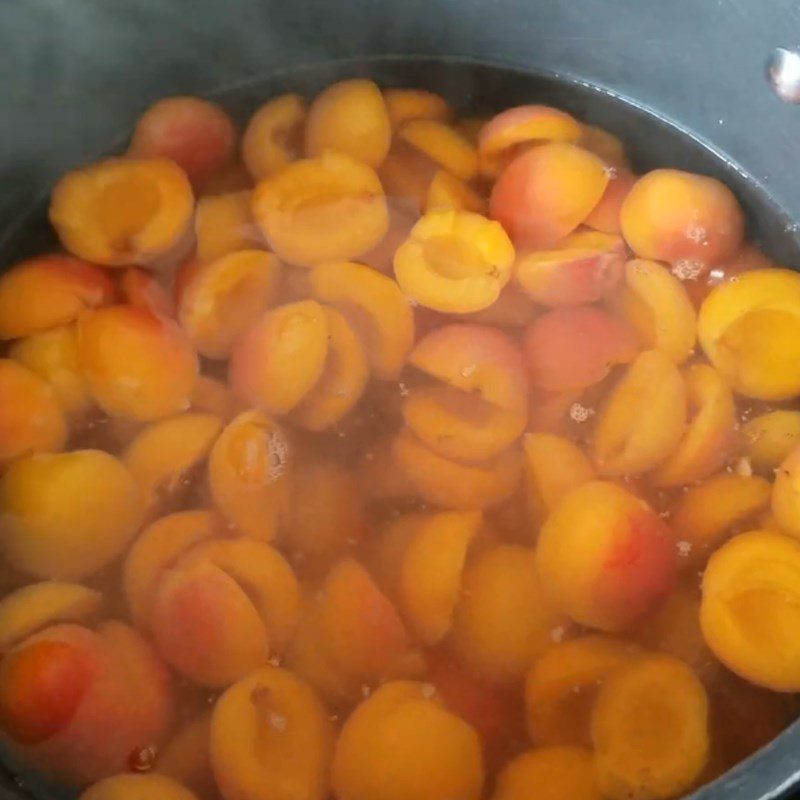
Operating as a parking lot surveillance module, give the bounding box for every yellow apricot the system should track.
[426,170,486,214]
[593,350,687,475]
[384,89,452,129]
[399,120,478,181]
[772,444,800,538]
[365,513,427,602]
[194,191,263,262]
[743,410,800,474]
[0,450,141,580]
[80,774,199,800]
[242,94,307,179]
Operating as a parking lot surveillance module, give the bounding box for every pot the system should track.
[0,2,798,799]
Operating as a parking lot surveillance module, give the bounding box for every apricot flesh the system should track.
[242,93,307,179]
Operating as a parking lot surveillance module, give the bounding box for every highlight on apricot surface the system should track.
[0,255,114,340]
[490,143,609,248]
[194,190,264,263]
[583,168,637,234]
[451,544,567,683]
[0,450,141,580]
[242,93,307,179]
[0,359,67,467]
[251,151,388,266]
[697,268,800,400]
[229,300,328,413]
[77,305,198,421]
[620,168,745,267]
[332,681,484,800]
[50,157,194,267]
[592,654,709,800]
[743,410,800,474]
[479,105,581,158]
[308,260,414,380]
[393,209,515,313]
[593,349,687,475]
[208,410,292,541]
[398,119,478,181]
[536,481,676,631]
[306,79,391,169]
[426,170,486,214]
[179,249,282,358]
[80,774,199,800]
[210,666,334,800]
[524,306,638,392]
[384,88,452,129]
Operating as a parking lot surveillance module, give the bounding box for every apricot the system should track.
[211,666,334,800]
[426,170,486,214]
[701,530,800,691]
[523,432,596,525]
[773,444,800,538]
[156,712,215,799]
[384,88,452,128]
[394,209,515,313]
[189,374,243,420]
[620,169,744,267]
[492,746,602,800]
[462,284,537,327]
[378,142,438,212]
[398,511,482,644]
[229,300,328,413]
[593,350,687,475]
[77,305,198,421]
[252,151,388,266]
[671,473,771,567]
[306,79,391,168]
[0,255,114,339]
[308,260,414,379]
[584,168,637,234]
[524,634,639,746]
[392,429,522,510]
[537,481,676,631]
[698,268,800,400]
[399,120,478,181]
[119,267,175,318]
[208,410,292,540]
[50,157,194,267]
[0,359,67,466]
[451,544,568,682]
[365,513,427,602]
[294,306,369,430]
[194,190,264,263]
[490,143,609,248]
[122,412,222,518]
[179,249,282,358]
[577,124,629,167]
[592,654,709,800]
[242,93,307,179]
[332,680,484,800]
[480,105,581,158]
[80,774,198,800]
[743,410,800,474]
[515,230,625,306]
[0,450,141,580]
[524,307,638,392]
[652,364,736,487]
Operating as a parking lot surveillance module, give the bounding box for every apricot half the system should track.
[479,105,581,158]
[384,89,452,129]
[398,120,478,181]
[194,191,264,263]
[743,410,800,474]
[80,774,199,800]
[242,93,307,179]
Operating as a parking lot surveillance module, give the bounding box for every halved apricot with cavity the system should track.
[743,410,800,474]
[584,169,637,234]
[50,158,194,267]
[80,774,199,800]
[399,120,478,181]
[394,209,515,313]
[119,267,175,318]
[490,143,609,248]
[251,152,388,266]
[242,93,307,179]
[479,105,581,157]
[194,190,264,263]
[426,170,486,214]
[384,89,452,129]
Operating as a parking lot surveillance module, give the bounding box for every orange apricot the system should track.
[364,513,427,602]
[462,283,538,327]
[584,168,637,234]
[490,143,609,248]
[620,169,745,267]
[211,666,334,800]
[393,209,515,313]
[378,141,438,212]
[0,255,115,340]
[119,267,175,318]
[208,410,292,541]
[306,79,391,168]
[384,88,452,129]
[0,450,141,580]
[128,96,236,186]
[652,364,736,487]
[251,151,388,266]
[536,481,676,631]
[426,170,486,214]
[242,93,307,179]
[515,230,625,306]
[80,774,199,800]
[524,306,638,392]
[592,654,709,800]
[593,350,687,475]
[194,190,264,263]
[701,530,800,691]
[451,544,567,682]
[50,157,194,267]
[480,106,581,158]
[577,124,629,169]
[229,299,328,413]
[189,374,243,420]
[179,249,282,359]
[77,305,197,421]
[332,680,484,800]
[492,746,602,800]
[698,268,800,400]
[156,712,215,799]
[0,359,67,466]
[742,410,800,474]
[399,120,478,181]
[392,429,522,510]
[121,412,222,518]
[294,306,369,430]
[308,260,414,379]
